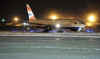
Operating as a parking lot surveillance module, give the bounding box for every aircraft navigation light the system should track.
[55,24,61,28]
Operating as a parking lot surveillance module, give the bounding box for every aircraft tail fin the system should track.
[26,4,36,23]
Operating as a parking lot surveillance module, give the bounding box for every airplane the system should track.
[26,4,86,32]
[4,4,85,32]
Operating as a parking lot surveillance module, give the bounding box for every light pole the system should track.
[14,17,19,22]
[86,14,97,27]
[88,15,96,22]
[51,16,57,20]
[12,17,20,24]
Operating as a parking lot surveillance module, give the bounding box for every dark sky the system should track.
[0,0,100,19]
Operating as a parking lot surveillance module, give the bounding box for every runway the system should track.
[0,36,100,59]
[0,32,100,38]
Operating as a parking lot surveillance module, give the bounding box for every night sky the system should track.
[0,0,100,19]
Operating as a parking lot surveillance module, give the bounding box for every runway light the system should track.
[85,29,94,33]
